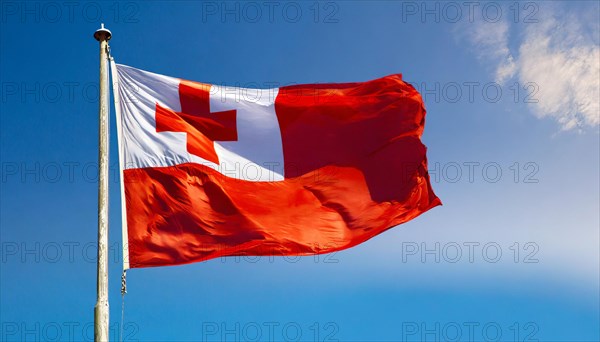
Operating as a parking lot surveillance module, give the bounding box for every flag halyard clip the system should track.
[119,269,127,342]
[121,269,127,295]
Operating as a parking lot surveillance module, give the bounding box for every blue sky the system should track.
[1,1,599,341]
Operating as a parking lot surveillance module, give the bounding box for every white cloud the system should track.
[461,5,600,130]
[462,19,517,84]
[518,13,600,130]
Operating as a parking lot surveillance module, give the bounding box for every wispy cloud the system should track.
[462,19,517,84]
[518,12,599,130]
[460,4,600,131]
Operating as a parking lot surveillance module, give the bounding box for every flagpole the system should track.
[94,23,112,342]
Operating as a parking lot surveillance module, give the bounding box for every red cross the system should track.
[155,80,237,164]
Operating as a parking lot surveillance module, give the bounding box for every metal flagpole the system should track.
[94,23,112,342]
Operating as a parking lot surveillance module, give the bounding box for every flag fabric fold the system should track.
[112,63,441,268]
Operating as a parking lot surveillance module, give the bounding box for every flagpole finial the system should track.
[94,23,112,41]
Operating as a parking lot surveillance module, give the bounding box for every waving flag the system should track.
[111,63,441,268]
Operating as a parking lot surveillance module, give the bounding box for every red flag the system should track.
[112,64,441,268]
